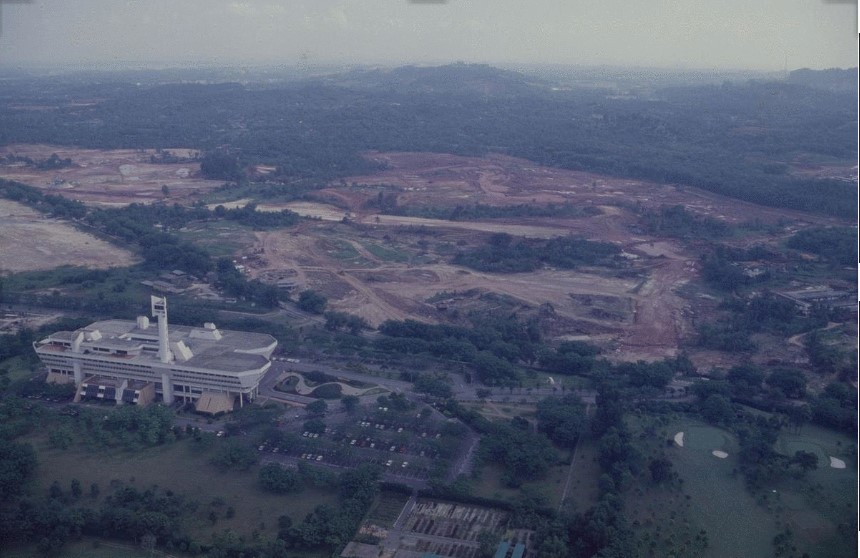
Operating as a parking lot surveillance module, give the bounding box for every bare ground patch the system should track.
[0,199,138,273]
[240,153,849,358]
[0,144,224,206]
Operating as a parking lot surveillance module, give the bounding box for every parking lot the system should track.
[256,402,462,481]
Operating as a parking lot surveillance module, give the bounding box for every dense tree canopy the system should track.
[2,67,853,217]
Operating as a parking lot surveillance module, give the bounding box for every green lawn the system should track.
[560,437,601,513]
[325,239,373,267]
[772,424,857,557]
[1,356,37,383]
[3,539,156,558]
[666,423,776,558]
[359,241,410,263]
[627,416,857,558]
[472,460,571,509]
[178,221,257,257]
[30,434,338,542]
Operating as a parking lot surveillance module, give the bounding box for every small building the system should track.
[776,286,857,315]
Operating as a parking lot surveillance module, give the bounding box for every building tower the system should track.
[151,295,174,404]
[151,295,172,363]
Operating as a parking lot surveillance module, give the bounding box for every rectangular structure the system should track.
[35,297,277,412]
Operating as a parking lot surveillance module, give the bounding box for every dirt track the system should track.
[3,145,848,361]
[246,152,848,360]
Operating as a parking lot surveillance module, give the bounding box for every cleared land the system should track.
[2,147,850,362]
[0,144,224,206]
[242,152,845,360]
[0,198,137,273]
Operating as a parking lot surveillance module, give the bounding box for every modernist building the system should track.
[35,296,277,413]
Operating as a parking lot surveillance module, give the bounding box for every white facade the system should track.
[35,297,277,410]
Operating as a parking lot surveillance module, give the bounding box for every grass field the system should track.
[472,460,571,509]
[359,241,410,263]
[3,539,157,558]
[178,221,257,257]
[625,416,776,558]
[0,355,36,383]
[325,239,374,268]
[29,434,339,542]
[560,437,601,513]
[627,415,857,558]
[667,422,776,558]
[772,424,857,557]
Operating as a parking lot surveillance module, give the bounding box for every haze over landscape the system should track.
[0,0,857,70]
[0,2,857,558]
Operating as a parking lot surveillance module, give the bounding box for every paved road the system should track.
[448,429,481,482]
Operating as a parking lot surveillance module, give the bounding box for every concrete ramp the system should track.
[195,392,234,415]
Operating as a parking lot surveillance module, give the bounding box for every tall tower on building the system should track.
[151,295,172,363]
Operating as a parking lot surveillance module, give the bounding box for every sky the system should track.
[0,0,857,71]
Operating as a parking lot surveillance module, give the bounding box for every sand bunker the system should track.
[829,456,846,469]
[712,450,728,459]
[674,432,684,447]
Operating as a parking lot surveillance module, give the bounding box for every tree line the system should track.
[1,68,855,217]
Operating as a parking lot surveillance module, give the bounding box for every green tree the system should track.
[306,399,328,416]
[259,463,302,494]
[648,457,674,484]
[414,375,454,399]
[341,395,359,414]
[791,450,819,474]
[0,440,37,499]
[200,150,241,181]
[701,394,734,425]
[303,418,326,434]
[210,440,259,471]
[726,364,765,393]
[297,290,327,314]
[536,394,586,448]
[766,369,807,399]
[70,479,82,499]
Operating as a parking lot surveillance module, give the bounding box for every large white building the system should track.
[35,296,277,413]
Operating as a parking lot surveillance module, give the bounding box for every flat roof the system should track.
[39,318,276,375]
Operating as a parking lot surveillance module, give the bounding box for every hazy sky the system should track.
[0,0,856,70]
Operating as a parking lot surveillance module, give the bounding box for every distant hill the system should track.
[317,62,550,96]
[787,68,858,92]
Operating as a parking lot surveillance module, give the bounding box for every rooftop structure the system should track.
[776,286,857,315]
[35,296,277,412]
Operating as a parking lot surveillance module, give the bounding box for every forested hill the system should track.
[313,62,551,96]
[0,64,856,218]
[787,67,859,92]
